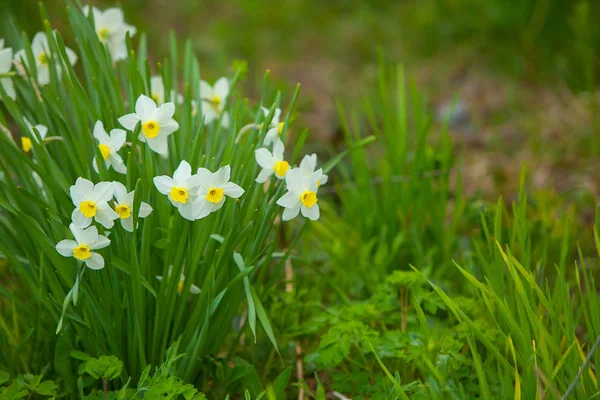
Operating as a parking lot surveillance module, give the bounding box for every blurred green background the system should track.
[2,0,600,199]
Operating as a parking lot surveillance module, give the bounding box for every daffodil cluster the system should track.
[0,3,340,380]
[254,110,328,221]
[1,4,328,276]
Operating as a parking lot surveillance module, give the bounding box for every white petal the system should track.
[284,168,305,192]
[300,154,317,174]
[95,209,116,229]
[69,223,85,243]
[110,40,128,62]
[150,75,164,103]
[264,128,278,147]
[301,204,320,220]
[319,174,329,186]
[118,113,141,131]
[157,119,178,136]
[135,94,157,120]
[282,206,300,221]
[89,234,110,250]
[214,77,230,99]
[201,106,216,125]
[85,252,105,270]
[2,78,16,100]
[153,175,174,194]
[220,111,230,128]
[173,160,192,183]
[108,129,127,149]
[34,124,48,140]
[138,202,153,218]
[196,168,215,189]
[121,217,134,232]
[102,8,125,31]
[65,47,78,66]
[78,225,99,245]
[255,168,273,183]
[71,208,92,229]
[112,181,128,203]
[37,64,50,85]
[255,148,274,169]
[277,191,301,209]
[154,102,175,122]
[199,80,213,98]
[0,48,12,72]
[189,284,201,294]
[193,198,212,220]
[56,240,77,257]
[31,32,48,55]
[210,199,226,213]
[273,140,285,159]
[74,177,94,197]
[111,157,127,174]
[146,135,168,154]
[213,165,231,186]
[178,202,195,221]
[222,182,244,198]
[93,182,114,202]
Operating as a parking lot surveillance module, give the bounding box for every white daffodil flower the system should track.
[153,160,200,221]
[299,153,328,186]
[92,120,127,174]
[0,40,16,100]
[55,223,110,270]
[193,165,244,220]
[83,5,136,62]
[112,181,152,232]
[21,119,48,153]
[261,106,284,147]
[118,95,179,155]
[276,167,321,221]
[14,32,77,86]
[254,139,289,183]
[156,266,201,295]
[150,75,183,105]
[70,177,119,229]
[200,77,230,128]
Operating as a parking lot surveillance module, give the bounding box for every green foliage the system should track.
[80,355,123,381]
[0,373,58,399]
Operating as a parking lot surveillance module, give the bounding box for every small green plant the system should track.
[0,371,58,399]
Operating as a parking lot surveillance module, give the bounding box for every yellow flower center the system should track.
[73,244,91,260]
[170,187,188,204]
[151,93,161,104]
[142,120,160,139]
[205,187,224,204]
[177,279,184,293]
[301,191,317,208]
[99,144,110,160]
[22,137,32,153]
[79,200,97,218]
[38,52,49,65]
[274,161,289,178]
[210,95,221,111]
[278,122,284,134]
[98,27,111,41]
[115,204,131,219]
